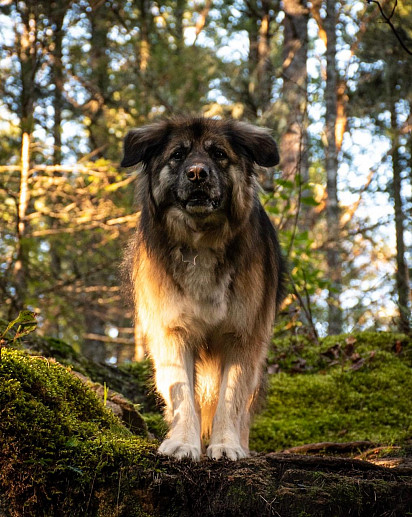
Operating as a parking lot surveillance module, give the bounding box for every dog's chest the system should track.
[171,246,232,322]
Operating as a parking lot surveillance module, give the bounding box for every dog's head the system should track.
[121,117,278,226]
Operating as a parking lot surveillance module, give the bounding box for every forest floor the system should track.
[0,325,411,516]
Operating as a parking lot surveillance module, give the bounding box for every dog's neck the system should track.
[179,246,199,266]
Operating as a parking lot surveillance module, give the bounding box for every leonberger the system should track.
[121,116,285,461]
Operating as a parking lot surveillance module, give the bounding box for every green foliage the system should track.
[251,332,412,452]
[263,175,328,333]
[0,348,158,515]
[0,310,37,345]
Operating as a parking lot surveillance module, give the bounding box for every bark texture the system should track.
[280,0,309,181]
[390,97,411,334]
[325,0,342,335]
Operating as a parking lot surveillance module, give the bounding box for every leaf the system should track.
[275,179,294,189]
[344,336,357,356]
[294,174,303,187]
[10,311,37,341]
[291,357,308,373]
[268,364,281,374]
[350,357,366,371]
[1,310,37,339]
[345,336,357,345]
[301,196,320,206]
[321,344,341,360]
[65,465,84,475]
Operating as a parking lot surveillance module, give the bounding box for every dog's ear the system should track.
[227,121,279,167]
[121,121,169,167]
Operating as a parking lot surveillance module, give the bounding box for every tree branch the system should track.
[367,0,412,55]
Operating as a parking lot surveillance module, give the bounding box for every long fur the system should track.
[121,117,286,460]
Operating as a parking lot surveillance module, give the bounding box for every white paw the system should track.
[206,443,248,461]
[158,438,201,461]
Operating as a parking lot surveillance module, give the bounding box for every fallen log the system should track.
[114,452,412,517]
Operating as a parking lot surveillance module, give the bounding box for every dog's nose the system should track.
[186,164,209,182]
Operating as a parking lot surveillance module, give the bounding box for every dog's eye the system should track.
[171,150,185,161]
[212,148,227,160]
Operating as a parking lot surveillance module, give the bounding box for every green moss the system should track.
[143,412,168,439]
[0,348,158,516]
[252,343,412,451]
[21,333,160,414]
[269,331,411,372]
[118,359,160,413]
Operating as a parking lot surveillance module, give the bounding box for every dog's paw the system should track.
[206,443,248,461]
[158,439,201,461]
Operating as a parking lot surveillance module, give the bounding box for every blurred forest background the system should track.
[0,0,411,364]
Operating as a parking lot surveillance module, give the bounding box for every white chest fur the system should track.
[171,246,233,326]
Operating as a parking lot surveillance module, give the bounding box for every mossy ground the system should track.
[251,331,412,452]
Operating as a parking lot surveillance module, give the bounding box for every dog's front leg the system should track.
[207,358,260,461]
[151,332,201,461]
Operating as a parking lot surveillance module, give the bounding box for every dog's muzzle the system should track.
[184,190,221,215]
[178,163,222,217]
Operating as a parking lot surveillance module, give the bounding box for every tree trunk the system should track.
[256,1,273,117]
[86,0,110,158]
[390,99,411,334]
[246,1,276,190]
[247,1,276,120]
[50,2,68,164]
[174,0,185,52]
[140,453,412,517]
[194,0,212,40]
[13,132,31,313]
[280,0,309,182]
[47,2,71,336]
[247,13,259,120]
[83,306,107,363]
[324,0,342,334]
[138,0,151,71]
[13,1,40,312]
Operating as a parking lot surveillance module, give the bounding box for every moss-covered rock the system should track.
[0,348,158,516]
[23,335,159,413]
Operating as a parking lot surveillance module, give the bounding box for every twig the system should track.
[288,272,319,343]
[116,468,123,515]
[83,333,134,346]
[367,0,412,55]
[302,269,318,341]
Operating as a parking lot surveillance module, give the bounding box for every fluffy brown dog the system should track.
[121,117,285,461]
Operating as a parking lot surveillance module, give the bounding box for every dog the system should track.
[121,116,285,461]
